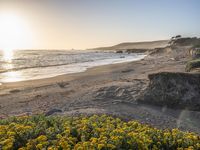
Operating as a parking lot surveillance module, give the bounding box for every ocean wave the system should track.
[0,50,146,82]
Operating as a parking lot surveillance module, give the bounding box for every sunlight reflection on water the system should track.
[1,49,23,82]
[3,49,13,63]
[2,63,14,70]
[1,71,23,82]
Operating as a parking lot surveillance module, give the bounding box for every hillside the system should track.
[90,40,169,50]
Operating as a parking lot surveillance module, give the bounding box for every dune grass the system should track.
[0,115,199,150]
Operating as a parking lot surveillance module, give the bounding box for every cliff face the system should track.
[138,72,200,111]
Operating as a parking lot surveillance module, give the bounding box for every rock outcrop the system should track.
[189,48,200,59]
[138,72,200,111]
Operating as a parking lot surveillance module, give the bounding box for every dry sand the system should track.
[0,48,200,134]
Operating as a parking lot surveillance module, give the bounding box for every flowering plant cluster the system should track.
[0,115,199,150]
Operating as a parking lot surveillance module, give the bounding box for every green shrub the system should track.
[193,45,200,48]
[186,59,200,72]
[0,115,199,150]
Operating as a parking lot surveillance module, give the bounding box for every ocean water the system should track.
[0,50,146,83]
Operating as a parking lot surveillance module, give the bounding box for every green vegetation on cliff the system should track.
[186,59,200,72]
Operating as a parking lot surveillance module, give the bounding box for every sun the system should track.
[0,11,33,54]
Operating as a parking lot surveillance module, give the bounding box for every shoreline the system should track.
[0,58,145,94]
[0,50,145,84]
[1,48,200,134]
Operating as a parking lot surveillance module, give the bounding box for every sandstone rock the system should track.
[138,72,200,111]
[189,48,200,59]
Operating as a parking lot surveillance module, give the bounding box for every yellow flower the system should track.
[64,129,70,135]
[0,115,199,150]
[77,147,84,150]
[107,144,116,149]
[90,137,97,143]
[187,146,194,150]
[36,143,43,149]
[74,144,84,150]
[24,126,32,130]
[98,144,105,150]
[56,134,62,139]
[48,147,54,150]
[83,142,89,147]
[18,148,26,150]
[164,132,170,137]
[152,145,159,150]
[7,131,15,137]
[1,138,14,146]
[37,135,47,142]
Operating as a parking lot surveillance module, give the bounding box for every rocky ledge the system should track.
[138,72,200,111]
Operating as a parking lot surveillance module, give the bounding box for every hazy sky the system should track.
[0,0,199,50]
